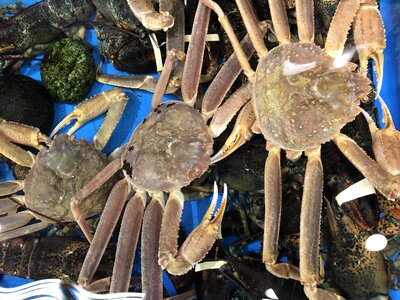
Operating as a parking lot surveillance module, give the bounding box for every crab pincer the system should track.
[126,0,174,31]
[353,0,386,94]
[158,182,227,275]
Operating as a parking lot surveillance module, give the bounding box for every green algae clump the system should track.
[40,38,96,103]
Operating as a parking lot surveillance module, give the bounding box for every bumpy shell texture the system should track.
[24,135,117,222]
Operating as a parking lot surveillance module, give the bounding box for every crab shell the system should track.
[254,43,371,151]
[24,134,117,222]
[122,101,214,193]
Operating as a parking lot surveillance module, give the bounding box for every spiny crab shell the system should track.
[254,43,371,151]
[122,101,213,193]
[24,134,117,222]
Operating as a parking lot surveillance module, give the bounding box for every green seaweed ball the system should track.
[40,38,96,103]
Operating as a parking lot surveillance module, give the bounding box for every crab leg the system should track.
[262,143,301,281]
[0,212,34,233]
[161,0,185,86]
[0,180,23,197]
[159,183,227,275]
[152,49,186,109]
[77,179,129,287]
[110,191,146,293]
[0,121,50,167]
[209,83,252,138]
[0,197,19,215]
[211,100,255,163]
[95,60,180,94]
[181,2,210,106]
[126,0,174,31]
[325,0,360,59]
[200,0,255,79]
[235,0,268,56]
[300,148,323,285]
[361,96,400,175]
[268,0,291,44]
[161,0,184,52]
[50,89,128,151]
[71,158,121,242]
[201,21,271,120]
[295,0,314,43]
[0,221,49,242]
[333,133,400,200]
[353,0,385,94]
[142,192,164,299]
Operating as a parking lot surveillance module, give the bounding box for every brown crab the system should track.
[0,89,128,241]
[0,131,116,242]
[198,0,393,299]
[64,97,229,298]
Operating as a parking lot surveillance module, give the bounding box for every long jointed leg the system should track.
[159,183,227,275]
[71,159,122,242]
[152,49,185,109]
[181,2,210,106]
[0,212,34,234]
[208,83,252,138]
[201,21,270,120]
[334,133,400,200]
[110,191,146,293]
[325,0,361,58]
[0,195,49,241]
[50,89,129,151]
[162,0,185,87]
[268,0,291,44]
[142,192,164,299]
[77,179,129,287]
[300,147,342,299]
[263,143,300,280]
[235,0,268,57]
[0,180,23,197]
[295,0,314,43]
[95,59,180,94]
[0,221,49,242]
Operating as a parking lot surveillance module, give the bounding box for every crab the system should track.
[0,89,128,241]
[196,0,395,299]
[0,129,116,242]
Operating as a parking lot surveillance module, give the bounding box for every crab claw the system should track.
[361,96,400,176]
[353,0,386,95]
[158,182,227,275]
[211,101,255,164]
[50,89,128,151]
[0,120,50,167]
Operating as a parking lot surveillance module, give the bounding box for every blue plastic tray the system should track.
[1,0,399,299]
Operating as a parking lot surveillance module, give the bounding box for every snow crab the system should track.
[197,0,394,299]
[0,89,128,241]
[0,129,116,242]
